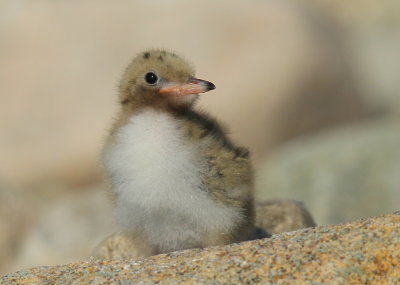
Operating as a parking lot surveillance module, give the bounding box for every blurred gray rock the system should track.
[255,199,316,235]
[257,116,400,225]
[6,185,116,274]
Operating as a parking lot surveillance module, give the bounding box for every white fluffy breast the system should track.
[102,109,241,252]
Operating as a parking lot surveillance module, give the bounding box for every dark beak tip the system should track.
[207,81,216,91]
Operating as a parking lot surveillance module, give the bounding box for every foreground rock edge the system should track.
[2,213,399,284]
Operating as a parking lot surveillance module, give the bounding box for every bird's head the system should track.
[119,49,215,111]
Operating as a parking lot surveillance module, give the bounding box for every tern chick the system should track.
[102,49,262,256]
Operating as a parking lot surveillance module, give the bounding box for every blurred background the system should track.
[1,0,400,275]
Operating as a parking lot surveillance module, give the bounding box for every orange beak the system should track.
[158,77,215,96]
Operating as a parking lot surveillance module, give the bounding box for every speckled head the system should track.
[119,49,215,110]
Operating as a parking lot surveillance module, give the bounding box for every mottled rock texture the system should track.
[93,199,316,260]
[2,213,399,284]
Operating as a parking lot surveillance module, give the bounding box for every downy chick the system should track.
[102,49,261,257]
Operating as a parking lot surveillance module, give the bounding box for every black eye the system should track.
[145,72,158,85]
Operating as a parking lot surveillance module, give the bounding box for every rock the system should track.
[0,185,39,275]
[2,213,399,284]
[0,182,121,276]
[93,199,315,260]
[6,186,116,274]
[255,199,316,235]
[92,233,149,261]
[257,116,400,225]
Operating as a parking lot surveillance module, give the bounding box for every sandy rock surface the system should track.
[2,213,399,284]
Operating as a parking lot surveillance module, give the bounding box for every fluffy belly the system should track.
[103,109,241,252]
